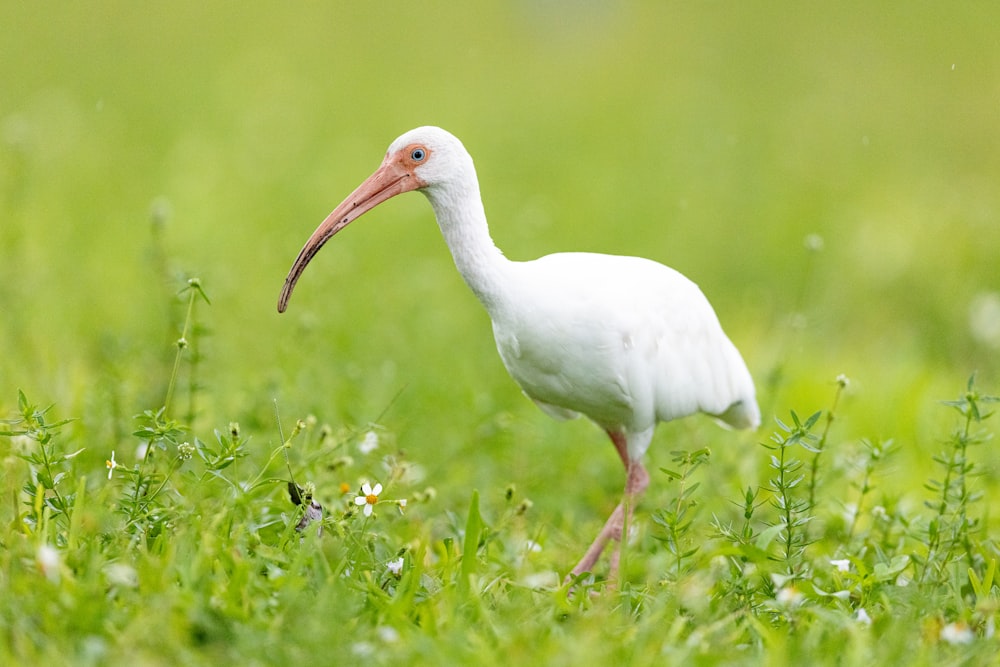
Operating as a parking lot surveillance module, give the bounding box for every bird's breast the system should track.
[490,311,641,431]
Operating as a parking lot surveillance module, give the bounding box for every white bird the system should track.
[278,127,760,581]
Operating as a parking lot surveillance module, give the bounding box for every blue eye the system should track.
[411,147,426,161]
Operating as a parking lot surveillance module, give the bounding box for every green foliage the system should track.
[3,390,79,534]
[651,447,711,580]
[3,364,999,665]
[765,409,822,575]
[917,375,998,588]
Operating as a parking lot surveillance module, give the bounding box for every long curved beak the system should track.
[278,157,422,312]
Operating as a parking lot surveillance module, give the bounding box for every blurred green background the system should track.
[1,2,998,516]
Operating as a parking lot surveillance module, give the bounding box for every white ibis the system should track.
[278,127,760,580]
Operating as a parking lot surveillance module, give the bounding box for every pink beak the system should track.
[278,153,424,312]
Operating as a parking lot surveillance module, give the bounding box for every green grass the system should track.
[2,2,999,664]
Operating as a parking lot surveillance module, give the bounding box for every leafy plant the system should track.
[3,390,79,536]
[652,447,711,580]
[763,409,821,576]
[917,375,998,588]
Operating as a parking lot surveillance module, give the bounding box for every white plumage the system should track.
[279,126,759,580]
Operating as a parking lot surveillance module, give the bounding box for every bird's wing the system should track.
[492,253,758,433]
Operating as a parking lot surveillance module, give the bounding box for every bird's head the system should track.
[386,126,475,191]
[277,126,473,313]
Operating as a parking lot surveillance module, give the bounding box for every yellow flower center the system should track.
[365,494,378,505]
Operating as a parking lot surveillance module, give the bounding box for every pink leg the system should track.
[569,430,649,580]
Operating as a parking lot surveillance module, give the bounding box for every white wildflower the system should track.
[830,558,851,573]
[376,626,400,643]
[104,562,139,588]
[358,430,379,455]
[940,621,974,645]
[351,641,375,657]
[386,557,404,577]
[37,544,61,583]
[775,586,803,607]
[354,482,382,517]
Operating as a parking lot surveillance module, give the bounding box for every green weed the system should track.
[3,331,998,665]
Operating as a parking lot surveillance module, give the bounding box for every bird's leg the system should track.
[607,458,650,578]
[568,503,624,579]
[569,431,649,581]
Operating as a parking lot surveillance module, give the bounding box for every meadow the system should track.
[2,3,999,665]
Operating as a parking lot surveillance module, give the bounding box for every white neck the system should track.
[422,179,511,311]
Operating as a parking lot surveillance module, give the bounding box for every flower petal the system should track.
[355,496,367,506]
[363,504,373,517]
[361,483,372,496]
[387,557,404,576]
[372,483,383,496]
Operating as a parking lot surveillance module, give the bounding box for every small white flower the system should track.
[106,451,118,479]
[525,540,543,553]
[358,430,379,455]
[376,626,400,643]
[775,586,803,607]
[940,621,974,645]
[830,558,851,573]
[104,562,139,588]
[855,608,872,626]
[351,641,375,658]
[37,544,61,583]
[354,482,382,517]
[386,557,404,576]
[835,374,850,388]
